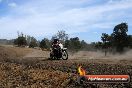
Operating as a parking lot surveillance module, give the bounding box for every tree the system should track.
[68,37,82,51]
[14,32,28,47]
[14,36,27,47]
[26,35,32,46]
[25,35,39,48]
[94,42,103,50]
[64,38,90,51]
[52,30,68,44]
[64,40,70,48]
[40,38,50,50]
[101,33,111,56]
[29,41,38,48]
[128,35,132,48]
[111,23,129,52]
[29,37,38,48]
[81,40,88,50]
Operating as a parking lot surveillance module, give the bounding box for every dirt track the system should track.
[23,49,132,65]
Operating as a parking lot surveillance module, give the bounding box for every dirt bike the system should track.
[49,45,68,60]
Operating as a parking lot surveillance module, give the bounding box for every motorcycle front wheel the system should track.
[62,50,68,60]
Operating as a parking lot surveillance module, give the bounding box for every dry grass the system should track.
[0,45,34,63]
[0,45,33,58]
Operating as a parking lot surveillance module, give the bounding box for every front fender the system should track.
[62,48,67,50]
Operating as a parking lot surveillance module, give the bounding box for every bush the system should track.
[14,36,27,47]
[29,41,38,48]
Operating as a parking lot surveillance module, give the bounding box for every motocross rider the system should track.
[50,39,68,60]
[52,39,63,49]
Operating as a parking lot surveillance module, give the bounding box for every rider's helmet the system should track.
[53,38,59,44]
